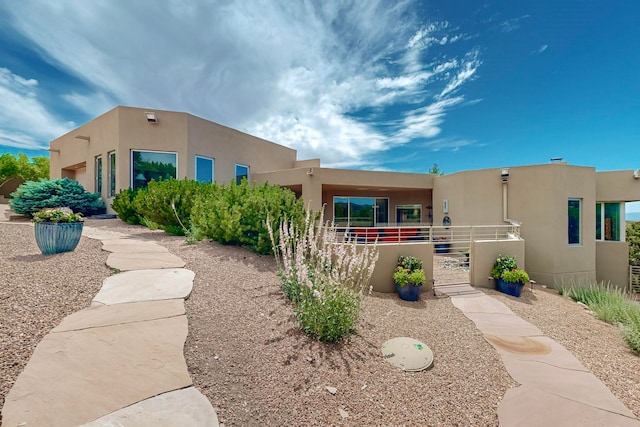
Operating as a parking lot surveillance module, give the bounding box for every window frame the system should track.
[235,163,249,185]
[396,204,422,224]
[195,155,214,183]
[596,202,622,242]
[130,149,178,190]
[95,155,103,195]
[568,198,582,245]
[332,196,389,227]
[108,151,116,198]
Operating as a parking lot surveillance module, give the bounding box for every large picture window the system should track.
[596,202,621,241]
[333,196,389,227]
[235,164,249,185]
[108,151,116,197]
[568,198,581,245]
[195,155,214,183]
[95,156,102,194]
[131,150,177,190]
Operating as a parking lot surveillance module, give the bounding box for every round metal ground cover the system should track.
[381,337,433,371]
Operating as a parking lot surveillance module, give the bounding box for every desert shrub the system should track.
[10,178,105,216]
[563,282,640,354]
[133,179,206,235]
[268,208,379,342]
[191,180,305,254]
[111,188,145,225]
[623,322,640,354]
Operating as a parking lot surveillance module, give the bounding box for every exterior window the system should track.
[95,156,102,194]
[568,198,581,245]
[396,204,422,223]
[235,164,249,185]
[333,196,389,227]
[108,152,116,197]
[131,150,177,190]
[195,156,214,183]
[596,202,621,241]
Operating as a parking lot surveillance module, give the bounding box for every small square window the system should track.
[235,164,249,185]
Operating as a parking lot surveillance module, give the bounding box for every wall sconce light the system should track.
[145,112,158,123]
[500,168,509,182]
[307,168,314,175]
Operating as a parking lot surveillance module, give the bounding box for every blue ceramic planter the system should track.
[496,278,524,297]
[395,283,422,301]
[34,222,84,255]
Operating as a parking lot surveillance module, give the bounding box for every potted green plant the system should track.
[491,254,528,297]
[393,255,426,301]
[32,207,85,255]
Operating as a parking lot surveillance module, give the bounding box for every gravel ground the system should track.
[0,222,111,421]
[1,218,638,426]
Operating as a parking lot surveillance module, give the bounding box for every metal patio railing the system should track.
[335,224,521,245]
[631,265,640,294]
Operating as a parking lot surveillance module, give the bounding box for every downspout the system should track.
[501,168,511,223]
[503,181,509,223]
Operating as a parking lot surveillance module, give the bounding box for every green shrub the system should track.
[501,269,530,284]
[623,322,640,354]
[133,179,206,235]
[10,178,105,216]
[111,188,145,225]
[191,180,305,254]
[491,254,518,279]
[564,282,640,355]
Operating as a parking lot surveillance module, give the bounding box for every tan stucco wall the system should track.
[52,106,299,213]
[470,239,525,288]
[435,163,596,287]
[596,241,630,288]
[370,242,434,293]
[254,167,435,215]
[50,107,120,197]
[596,170,640,202]
[186,114,297,184]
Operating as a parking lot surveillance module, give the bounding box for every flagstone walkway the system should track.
[1,226,219,426]
[451,293,640,427]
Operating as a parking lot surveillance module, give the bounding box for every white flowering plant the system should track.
[268,206,379,342]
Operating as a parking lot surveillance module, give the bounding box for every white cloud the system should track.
[1,1,483,166]
[537,44,549,54]
[0,68,73,150]
[500,15,531,33]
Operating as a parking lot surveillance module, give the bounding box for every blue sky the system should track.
[1,1,639,210]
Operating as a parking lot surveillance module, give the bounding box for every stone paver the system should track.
[80,387,220,427]
[54,299,186,332]
[101,238,169,253]
[2,316,192,427]
[82,226,130,240]
[498,385,640,427]
[449,293,640,427]
[93,268,195,305]
[1,225,218,427]
[433,283,482,296]
[107,251,186,270]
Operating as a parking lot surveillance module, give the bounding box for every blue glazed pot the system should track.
[395,283,422,301]
[496,278,524,297]
[34,222,84,255]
